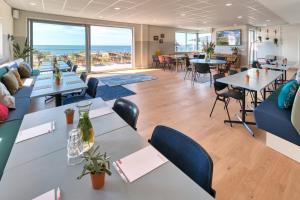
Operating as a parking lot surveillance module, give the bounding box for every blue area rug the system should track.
[97,85,136,101]
[98,73,157,86]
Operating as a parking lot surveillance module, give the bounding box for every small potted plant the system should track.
[54,68,61,85]
[64,108,75,124]
[231,47,239,55]
[203,41,215,61]
[77,112,94,152]
[77,145,112,189]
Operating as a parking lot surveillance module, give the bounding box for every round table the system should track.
[190,59,227,65]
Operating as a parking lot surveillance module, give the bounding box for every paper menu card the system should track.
[15,121,55,143]
[89,107,113,119]
[113,145,168,183]
[32,189,55,200]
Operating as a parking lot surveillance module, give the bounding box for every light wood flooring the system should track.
[29,69,300,200]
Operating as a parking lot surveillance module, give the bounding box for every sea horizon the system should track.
[33,45,132,56]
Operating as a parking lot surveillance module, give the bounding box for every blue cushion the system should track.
[278,80,299,109]
[9,62,18,69]
[62,95,92,105]
[0,67,8,78]
[7,97,30,121]
[14,86,33,98]
[254,93,300,146]
[31,69,40,76]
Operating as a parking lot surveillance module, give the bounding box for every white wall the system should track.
[212,25,249,65]
[0,0,13,64]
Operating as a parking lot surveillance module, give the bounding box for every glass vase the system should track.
[76,101,94,152]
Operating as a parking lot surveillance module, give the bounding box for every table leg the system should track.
[55,94,62,107]
[254,91,258,107]
[176,59,178,72]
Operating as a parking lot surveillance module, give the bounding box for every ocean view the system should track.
[33,45,132,56]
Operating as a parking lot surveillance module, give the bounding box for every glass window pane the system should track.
[32,22,86,72]
[187,33,197,52]
[175,32,186,52]
[198,33,212,52]
[90,26,133,72]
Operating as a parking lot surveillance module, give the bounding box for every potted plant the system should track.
[77,145,112,189]
[231,47,239,55]
[10,37,34,60]
[203,41,215,61]
[54,68,61,85]
[274,30,279,46]
[64,108,75,124]
[258,36,262,42]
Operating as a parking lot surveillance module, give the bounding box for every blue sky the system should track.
[33,22,132,46]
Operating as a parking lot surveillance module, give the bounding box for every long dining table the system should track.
[0,98,214,200]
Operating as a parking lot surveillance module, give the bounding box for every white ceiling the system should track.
[5,0,288,29]
[257,0,300,24]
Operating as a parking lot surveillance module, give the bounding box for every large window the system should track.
[90,26,133,73]
[31,21,86,71]
[175,32,211,52]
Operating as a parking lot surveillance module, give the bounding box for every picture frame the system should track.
[153,36,159,41]
[160,34,165,38]
[159,39,163,44]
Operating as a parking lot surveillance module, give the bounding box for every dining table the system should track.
[0,98,214,200]
[163,54,186,72]
[31,72,87,107]
[39,61,70,73]
[216,68,283,136]
[260,62,295,82]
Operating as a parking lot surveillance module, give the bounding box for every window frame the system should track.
[175,31,212,52]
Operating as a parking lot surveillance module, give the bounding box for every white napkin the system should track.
[32,189,55,200]
[15,121,55,143]
[89,107,113,119]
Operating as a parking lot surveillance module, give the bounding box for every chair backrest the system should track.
[213,73,227,92]
[112,98,139,130]
[240,67,248,72]
[228,69,238,75]
[86,77,99,98]
[195,63,210,74]
[164,56,174,64]
[185,56,191,67]
[194,54,205,59]
[72,65,78,72]
[80,72,87,83]
[216,56,226,61]
[152,55,159,62]
[158,55,165,63]
[150,125,215,197]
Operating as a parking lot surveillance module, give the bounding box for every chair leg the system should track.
[209,72,212,87]
[209,97,218,117]
[224,100,233,127]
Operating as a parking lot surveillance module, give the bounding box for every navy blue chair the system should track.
[63,77,99,105]
[149,125,216,197]
[112,98,139,130]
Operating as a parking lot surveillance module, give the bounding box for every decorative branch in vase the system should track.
[203,41,215,61]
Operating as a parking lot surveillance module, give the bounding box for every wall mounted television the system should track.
[216,29,241,46]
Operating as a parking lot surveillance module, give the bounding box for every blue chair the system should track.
[149,125,216,197]
[63,77,99,105]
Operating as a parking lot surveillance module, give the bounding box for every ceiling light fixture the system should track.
[98,16,103,19]
[237,16,243,19]
[180,13,186,17]
[266,19,271,22]
[225,3,232,6]
[29,2,36,6]
[114,7,121,10]
[203,21,207,24]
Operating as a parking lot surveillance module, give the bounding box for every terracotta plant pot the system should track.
[55,78,61,85]
[91,172,105,189]
[65,112,74,124]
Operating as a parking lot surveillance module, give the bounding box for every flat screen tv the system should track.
[216,29,241,46]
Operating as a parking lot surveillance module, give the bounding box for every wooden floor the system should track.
[29,69,300,200]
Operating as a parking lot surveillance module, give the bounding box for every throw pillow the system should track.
[296,69,300,84]
[0,102,9,122]
[12,69,23,87]
[278,80,299,109]
[292,89,300,135]
[0,82,15,108]
[18,64,31,78]
[19,62,32,74]
[2,70,19,95]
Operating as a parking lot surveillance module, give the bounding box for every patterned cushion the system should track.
[11,70,23,88]
[1,71,19,95]
[19,62,32,74]
[18,64,31,78]
[0,102,8,122]
[0,82,15,108]
[292,89,300,135]
[278,80,299,109]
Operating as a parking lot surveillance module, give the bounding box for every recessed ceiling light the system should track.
[266,19,271,22]
[98,16,103,19]
[225,3,232,6]
[180,13,186,17]
[263,24,267,27]
[29,2,36,6]
[203,21,207,24]
[114,7,121,10]
[237,16,243,19]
